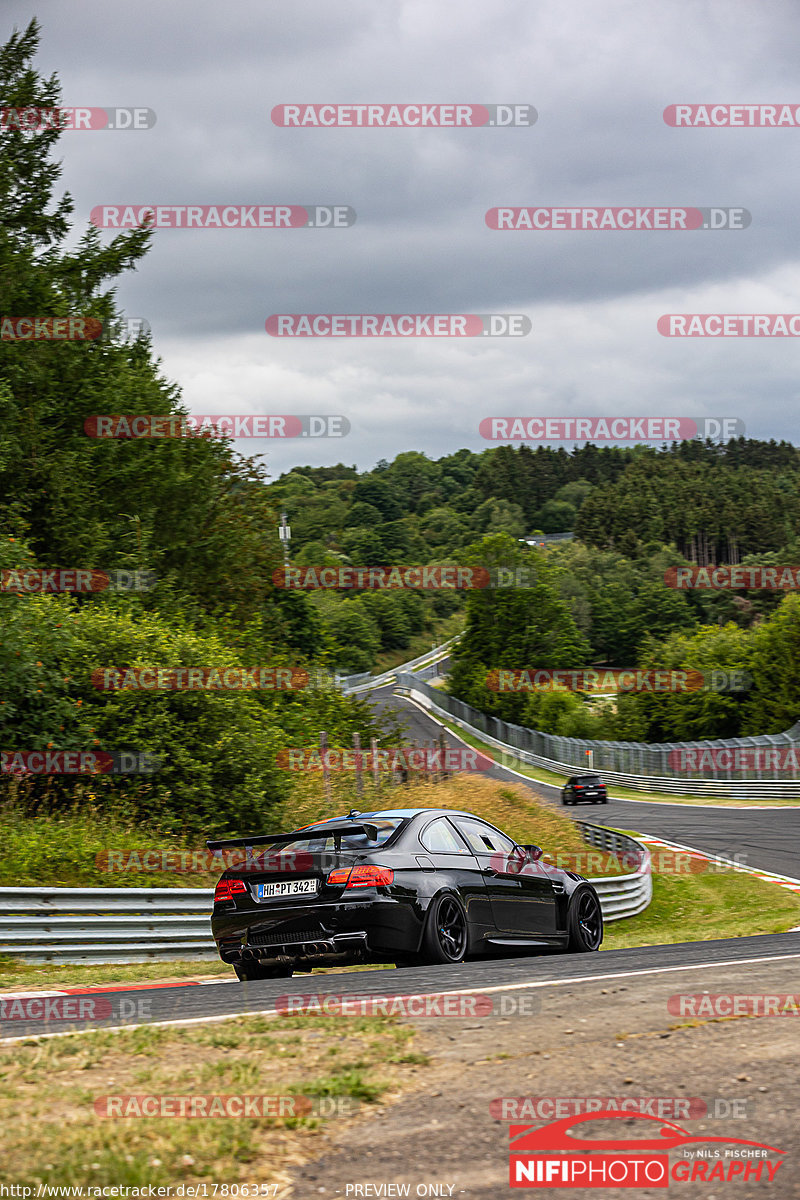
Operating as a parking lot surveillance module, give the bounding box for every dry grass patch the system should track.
[0,1013,422,1188]
[275,773,588,860]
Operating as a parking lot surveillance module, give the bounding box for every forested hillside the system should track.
[0,23,387,832]
[271,440,800,684]
[4,20,799,820]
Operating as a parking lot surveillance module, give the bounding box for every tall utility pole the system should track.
[278,511,290,567]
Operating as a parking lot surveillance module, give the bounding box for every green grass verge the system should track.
[602,867,800,950]
[0,805,222,888]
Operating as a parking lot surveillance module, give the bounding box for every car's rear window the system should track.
[576,776,603,785]
[267,818,404,851]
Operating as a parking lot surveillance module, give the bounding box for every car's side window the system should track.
[453,817,515,854]
[420,817,471,854]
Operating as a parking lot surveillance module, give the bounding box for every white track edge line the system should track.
[3,950,799,1044]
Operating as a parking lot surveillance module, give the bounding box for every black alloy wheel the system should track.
[422,893,469,963]
[567,887,603,952]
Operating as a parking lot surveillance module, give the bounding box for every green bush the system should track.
[0,569,385,834]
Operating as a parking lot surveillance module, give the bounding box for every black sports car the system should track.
[207,807,603,981]
[561,774,608,805]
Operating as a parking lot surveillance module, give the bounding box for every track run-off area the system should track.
[3,679,800,1043]
[4,681,800,1196]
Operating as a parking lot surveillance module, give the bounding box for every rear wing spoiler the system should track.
[206,822,380,852]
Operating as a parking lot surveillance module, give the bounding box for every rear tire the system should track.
[419,893,469,964]
[566,887,603,952]
[234,961,294,981]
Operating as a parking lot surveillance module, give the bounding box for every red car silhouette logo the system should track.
[510,1110,784,1155]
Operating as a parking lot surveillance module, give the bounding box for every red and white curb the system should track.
[634,833,800,893]
[0,979,235,1000]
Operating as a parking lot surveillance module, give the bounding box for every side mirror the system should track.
[522,844,543,861]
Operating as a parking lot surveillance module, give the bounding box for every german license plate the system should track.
[257,879,317,900]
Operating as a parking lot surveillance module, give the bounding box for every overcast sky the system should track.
[6,0,800,475]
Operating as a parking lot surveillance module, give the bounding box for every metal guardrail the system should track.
[337,636,460,694]
[0,888,217,964]
[523,532,575,545]
[0,823,650,962]
[575,822,653,920]
[396,674,800,797]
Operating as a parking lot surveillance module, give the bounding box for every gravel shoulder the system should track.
[288,956,800,1199]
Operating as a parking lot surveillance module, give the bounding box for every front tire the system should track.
[234,961,294,981]
[420,893,469,964]
[566,887,603,952]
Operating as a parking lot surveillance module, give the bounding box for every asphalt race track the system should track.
[3,932,800,1041]
[370,685,800,880]
[6,676,799,1049]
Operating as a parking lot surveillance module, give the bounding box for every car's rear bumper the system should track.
[211,894,423,965]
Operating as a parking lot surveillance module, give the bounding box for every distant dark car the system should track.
[561,775,608,806]
[208,807,603,981]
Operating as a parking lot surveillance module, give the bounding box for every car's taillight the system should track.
[326,865,394,888]
[574,785,584,790]
[214,878,248,903]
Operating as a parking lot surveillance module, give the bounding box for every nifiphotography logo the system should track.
[508,1111,784,1188]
